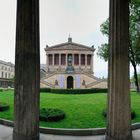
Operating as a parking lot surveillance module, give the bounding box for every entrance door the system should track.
[67,76,73,89]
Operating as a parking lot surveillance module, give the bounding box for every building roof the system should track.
[45,37,95,52]
[0,60,14,67]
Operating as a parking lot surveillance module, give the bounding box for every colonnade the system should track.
[46,53,93,66]
[13,0,132,140]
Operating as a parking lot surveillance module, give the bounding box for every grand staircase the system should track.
[40,71,107,89]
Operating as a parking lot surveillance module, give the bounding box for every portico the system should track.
[45,37,94,74]
[12,0,132,140]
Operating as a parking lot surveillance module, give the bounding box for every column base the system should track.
[105,134,132,140]
[13,131,40,140]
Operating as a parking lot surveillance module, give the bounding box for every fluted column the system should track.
[13,0,40,140]
[106,0,132,140]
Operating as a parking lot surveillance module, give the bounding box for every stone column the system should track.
[46,54,48,72]
[53,54,54,66]
[79,54,81,68]
[13,0,40,140]
[106,0,132,140]
[85,54,87,68]
[59,54,61,66]
[91,54,94,74]
[72,54,74,66]
[52,54,54,71]
[66,53,68,66]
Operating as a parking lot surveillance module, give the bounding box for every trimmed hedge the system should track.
[40,88,107,94]
[102,109,136,120]
[0,102,10,112]
[40,88,51,92]
[40,108,65,122]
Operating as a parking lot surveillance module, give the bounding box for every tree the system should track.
[132,73,140,84]
[97,0,140,92]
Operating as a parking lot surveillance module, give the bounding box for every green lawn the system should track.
[0,90,140,128]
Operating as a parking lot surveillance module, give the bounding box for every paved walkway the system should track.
[0,124,140,140]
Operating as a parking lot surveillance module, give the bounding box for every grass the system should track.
[0,90,140,128]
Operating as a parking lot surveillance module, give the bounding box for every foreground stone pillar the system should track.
[106,0,132,140]
[13,0,40,140]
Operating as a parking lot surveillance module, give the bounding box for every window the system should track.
[81,54,85,65]
[9,73,10,78]
[74,54,79,65]
[48,54,52,65]
[5,73,7,78]
[61,54,66,65]
[54,54,59,65]
[87,54,91,65]
[1,72,3,78]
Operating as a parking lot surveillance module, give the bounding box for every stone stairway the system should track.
[86,79,106,88]
[40,79,55,88]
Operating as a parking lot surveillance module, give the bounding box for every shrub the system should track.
[40,88,51,92]
[131,111,136,119]
[0,102,10,112]
[50,88,107,94]
[102,109,136,120]
[40,108,65,122]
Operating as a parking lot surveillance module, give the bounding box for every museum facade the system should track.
[41,37,107,89]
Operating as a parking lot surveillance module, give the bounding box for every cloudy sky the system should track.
[0,0,138,78]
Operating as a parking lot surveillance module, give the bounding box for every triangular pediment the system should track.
[45,42,95,51]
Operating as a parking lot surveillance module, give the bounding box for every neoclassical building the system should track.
[13,1,132,140]
[41,37,107,89]
[0,60,14,87]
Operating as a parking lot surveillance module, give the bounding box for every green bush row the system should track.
[40,88,51,92]
[40,88,107,94]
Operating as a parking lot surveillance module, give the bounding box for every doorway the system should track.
[67,76,73,89]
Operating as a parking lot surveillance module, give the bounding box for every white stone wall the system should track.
[0,61,14,79]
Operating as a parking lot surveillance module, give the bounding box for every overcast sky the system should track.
[0,0,139,78]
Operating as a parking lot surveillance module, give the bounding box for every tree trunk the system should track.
[129,43,140,93]
[131,61,140,92]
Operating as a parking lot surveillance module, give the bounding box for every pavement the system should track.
[0,124,140,140]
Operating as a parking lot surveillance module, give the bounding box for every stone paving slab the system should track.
[0,124,140,140]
